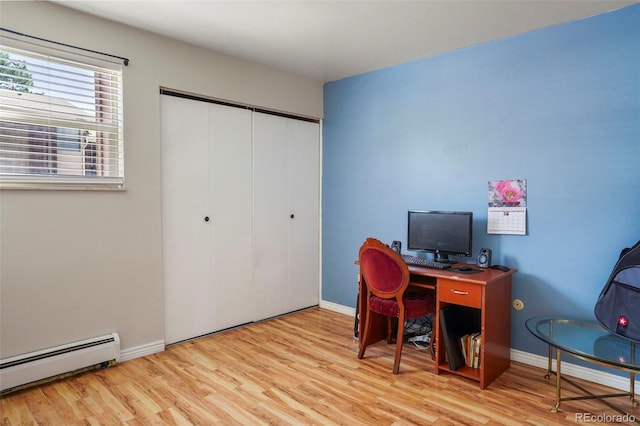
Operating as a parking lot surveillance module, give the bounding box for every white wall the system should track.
[0,1,323,358]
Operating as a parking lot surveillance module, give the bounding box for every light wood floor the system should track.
[2,307,638,425]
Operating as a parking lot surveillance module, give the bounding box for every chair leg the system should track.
[357,306,374,360]
[393,312,405,374]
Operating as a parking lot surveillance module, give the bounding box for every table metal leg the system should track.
[545,344,552,379]
[631,372,638,408]
[551,348,562,413]
[548,347,639,422]
[632,343,638,408]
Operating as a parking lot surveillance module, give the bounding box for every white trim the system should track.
[321,300,639,392]
[510,348,639,392]
[120,340,165,362]
[320,300,355,317]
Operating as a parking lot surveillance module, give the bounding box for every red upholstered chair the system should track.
[357,237,435,374]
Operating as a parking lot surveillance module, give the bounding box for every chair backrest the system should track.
[359,238,410,298]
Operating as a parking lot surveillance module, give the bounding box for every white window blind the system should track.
[0,43,124,189]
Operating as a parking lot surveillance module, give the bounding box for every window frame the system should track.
[0,38,125,191]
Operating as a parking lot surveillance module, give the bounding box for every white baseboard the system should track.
[319,300,356,317]
[510,348,638,392]
[321,300,639,392]
[120,340,164,362]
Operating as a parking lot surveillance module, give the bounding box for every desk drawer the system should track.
[439,279,482,308]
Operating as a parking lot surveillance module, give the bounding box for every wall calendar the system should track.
[487,179,527,235]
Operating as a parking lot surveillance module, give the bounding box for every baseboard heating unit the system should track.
[0,332,120,394]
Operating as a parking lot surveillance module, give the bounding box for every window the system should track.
[0,43,124,189]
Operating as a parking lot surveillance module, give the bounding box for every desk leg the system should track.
[551,349,562,413]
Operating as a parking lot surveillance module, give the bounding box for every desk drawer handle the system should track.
[451,289,469,295]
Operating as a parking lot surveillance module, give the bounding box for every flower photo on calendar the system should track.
[487,179,527,235]
[488,179,527,207]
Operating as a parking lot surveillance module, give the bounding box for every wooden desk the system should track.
[357,263,516,389]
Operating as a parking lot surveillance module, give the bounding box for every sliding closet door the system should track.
[162,96,212,344]
[253,112,320,321]
[253,113,289,320]
[161,95,252,344]
[287,118,320,311]
[207,103,253,331]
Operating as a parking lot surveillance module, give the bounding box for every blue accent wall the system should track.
[322,5,640,356]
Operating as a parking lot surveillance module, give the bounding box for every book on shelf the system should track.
[459,332,481,368]
[439,305,481,371]
[472,333,481,368]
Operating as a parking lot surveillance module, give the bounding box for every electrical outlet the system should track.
[512,299,524,311]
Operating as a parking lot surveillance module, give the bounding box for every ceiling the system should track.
[51,0,637,82]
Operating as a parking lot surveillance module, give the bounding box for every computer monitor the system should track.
[407,210,473,263]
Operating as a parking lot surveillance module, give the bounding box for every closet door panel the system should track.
[287,119,320,311]
[253,112,290,320]
[161,96,213,344]
[208,104,253,329]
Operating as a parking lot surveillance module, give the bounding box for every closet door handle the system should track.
[204,216,210,222]
[290,214,295,219]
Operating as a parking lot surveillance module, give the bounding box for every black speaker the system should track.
[476,248,492,268]
[391,240,402,254]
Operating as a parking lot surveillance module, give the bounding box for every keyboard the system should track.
[401,255,451,269]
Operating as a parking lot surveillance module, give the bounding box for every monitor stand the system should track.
[434,253,455,264]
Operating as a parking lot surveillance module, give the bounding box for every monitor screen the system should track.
[407,210,473,263]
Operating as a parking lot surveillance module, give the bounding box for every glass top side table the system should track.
[526,316,639,420]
